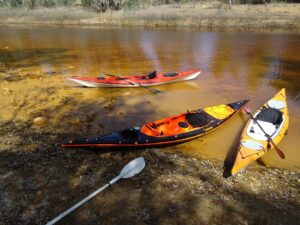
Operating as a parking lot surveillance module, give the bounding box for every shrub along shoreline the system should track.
[0,3,300,31]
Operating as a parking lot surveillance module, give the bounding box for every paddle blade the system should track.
[273,143,285,159]
[267,141,285,159]
[120,157,145,179]
[151,88,164,94]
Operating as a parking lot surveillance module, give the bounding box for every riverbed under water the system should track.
[0,26,299,171]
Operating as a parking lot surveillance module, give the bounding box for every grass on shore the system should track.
[0,3,300,30]
[0,7,96,22]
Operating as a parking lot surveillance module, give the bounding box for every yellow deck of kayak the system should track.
[231,88,289,175]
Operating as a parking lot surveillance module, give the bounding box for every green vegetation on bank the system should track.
[0,1,299,30]
[0,0,299,12]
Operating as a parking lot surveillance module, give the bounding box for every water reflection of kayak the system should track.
[230,88,289,175]
[62,99,249,149]
[66,69,201,88]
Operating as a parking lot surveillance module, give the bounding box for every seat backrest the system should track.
[256,108,283,126]
[186,112,209,128]
[147,71,157,79]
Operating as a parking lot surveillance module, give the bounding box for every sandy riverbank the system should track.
[0,120,299,225]
[0,3,300,31]
[0,67,299,224]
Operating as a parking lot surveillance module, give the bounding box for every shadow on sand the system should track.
[0,95,299,225]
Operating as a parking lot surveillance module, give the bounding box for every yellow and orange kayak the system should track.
[230,88,289,175]
[62,99,249,149]
[67,69,201,88]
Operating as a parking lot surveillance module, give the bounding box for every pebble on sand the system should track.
[33,117,47,125]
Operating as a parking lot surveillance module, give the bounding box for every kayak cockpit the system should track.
[140,111,213,137]
[247,107,285,141]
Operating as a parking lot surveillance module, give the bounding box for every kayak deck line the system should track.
[62,99,250,149]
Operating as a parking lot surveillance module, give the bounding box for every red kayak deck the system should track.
[67,69,201,87]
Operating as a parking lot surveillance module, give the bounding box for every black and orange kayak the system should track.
[62,99,249,149]
[67,69,201,88]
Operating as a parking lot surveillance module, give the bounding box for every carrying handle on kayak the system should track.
[244,108,285,159]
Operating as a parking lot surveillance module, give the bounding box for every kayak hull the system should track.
[67,70,201,88]
[62,99,249,149]
[230,89,289,175]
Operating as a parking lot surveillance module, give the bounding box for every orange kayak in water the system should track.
[62,99,249,149]
[67,69,201,87]
[230,89,289,175]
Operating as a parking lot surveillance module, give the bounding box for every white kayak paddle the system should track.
[46,157,146,225]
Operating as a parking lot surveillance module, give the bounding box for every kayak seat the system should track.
[247,108,284,140]
[97,77,105,80]
[139,71,157,80]
[163,72,178,77]
[247,120,277,141]
[147,71,157,79]
[185,112,209,128]
[256,108,283,126]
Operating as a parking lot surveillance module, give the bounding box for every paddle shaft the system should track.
[103,72,163,94]
[244,108,285,159]
[46,175,121,225]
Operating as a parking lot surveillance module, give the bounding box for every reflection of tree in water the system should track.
[265,57,300,77]
[264,57,300,98]
[0,48,69,67]
[209,33,267,83]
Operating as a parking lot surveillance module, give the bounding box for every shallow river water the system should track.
[0,26,299,171]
